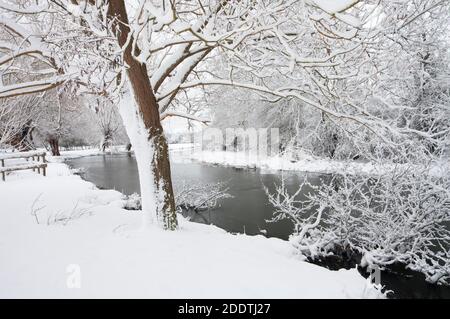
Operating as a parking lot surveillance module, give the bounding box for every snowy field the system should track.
[0,158,382,298]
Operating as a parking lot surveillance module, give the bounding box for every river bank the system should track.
[0,156,382,298]
[65,152,450,298]
[189,149,450,176]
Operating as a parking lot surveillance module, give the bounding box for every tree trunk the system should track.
[10,119,34,151]
[48,137,60,156]
[100,139,106,152]
[108,0,177,230]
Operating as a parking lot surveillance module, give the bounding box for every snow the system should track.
[310,0,359,14]
[57,146,128,160]
[189,150,450,176]
[0,162,46,173]
[117,86,162,227]
[38,143,194,162]
[0,2,48,14]
[0,77,69,99]
[57,145,449,178]
[0,150,45,160]
[335,12,362,28]
[0,159,383,298]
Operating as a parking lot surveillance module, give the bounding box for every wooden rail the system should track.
[0,151,47,181]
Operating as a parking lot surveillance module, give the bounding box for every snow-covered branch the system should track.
[175,180,232,212]
[0,77,67,99]
[160,111,210,124]
[267,166,450,285]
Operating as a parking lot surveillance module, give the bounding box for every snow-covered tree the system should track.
[91,97,124,152]
[32,88,86,155]
[0,94,42,150]
[2,0,448,231]
[0,0,345,229]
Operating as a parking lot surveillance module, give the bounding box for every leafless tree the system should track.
[0,94,42,150]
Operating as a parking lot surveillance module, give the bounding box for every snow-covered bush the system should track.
[122,182,232,212]
[174,181,232,212]
[122,193,142,211]
[267,166,450,285]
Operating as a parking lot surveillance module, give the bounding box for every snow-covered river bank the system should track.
[66,151,450,298]
[0,155,382,298]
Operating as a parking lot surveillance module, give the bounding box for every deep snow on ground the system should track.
[0,157,382,298]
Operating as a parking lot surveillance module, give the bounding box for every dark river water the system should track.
[67,152,450,299]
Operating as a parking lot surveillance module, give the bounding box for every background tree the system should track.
[33,89,84,155]
[91,97,125,152]
[0,94,42,150]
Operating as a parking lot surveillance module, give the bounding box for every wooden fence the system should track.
[0,150,47,181]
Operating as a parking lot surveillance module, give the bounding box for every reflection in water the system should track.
[67,153,450,299]
[68,153,323,239]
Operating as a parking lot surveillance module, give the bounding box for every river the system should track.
[67,152,450,299]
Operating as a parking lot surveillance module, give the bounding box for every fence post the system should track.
[1,159,4,181]
[42,153,47,176]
